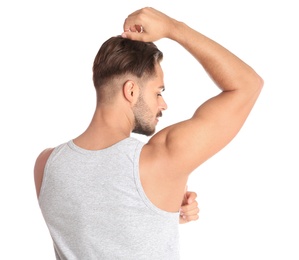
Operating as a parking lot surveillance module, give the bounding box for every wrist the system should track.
[168,20,190,44]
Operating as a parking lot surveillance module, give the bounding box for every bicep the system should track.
[150,88,261,175]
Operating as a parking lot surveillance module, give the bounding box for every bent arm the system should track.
[124,7,263,210]
[124,8,263,173]
[164,21,263,172]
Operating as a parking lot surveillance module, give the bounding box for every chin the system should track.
[132,127,155,136]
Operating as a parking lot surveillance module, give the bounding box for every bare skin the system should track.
[121,7,263,212]
[34,7,262,224]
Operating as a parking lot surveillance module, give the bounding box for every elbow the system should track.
[256,74,264,92]
[248,73,264,102]
[248,71,264,96]
[241,72,264,101]
[254,74,264,100]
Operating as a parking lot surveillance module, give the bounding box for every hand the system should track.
[179,189,200,224]
[122,7,176,42]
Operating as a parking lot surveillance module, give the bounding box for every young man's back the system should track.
[39,138,180,259]
[34,7,263,259]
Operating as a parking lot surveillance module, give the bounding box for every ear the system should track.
[123,80,139,104]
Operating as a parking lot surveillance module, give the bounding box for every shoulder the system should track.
[34,148,55,198]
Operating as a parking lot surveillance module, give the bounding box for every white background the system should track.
[1,0,298,259]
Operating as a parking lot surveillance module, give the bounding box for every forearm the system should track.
[168,20,263,92]
[122,7,263,93]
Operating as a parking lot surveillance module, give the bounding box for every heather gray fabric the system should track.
[39,137,180,260]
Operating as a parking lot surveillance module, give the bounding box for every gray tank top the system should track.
[39,137,180,260]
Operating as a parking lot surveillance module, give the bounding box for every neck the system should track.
[73,104,134,150]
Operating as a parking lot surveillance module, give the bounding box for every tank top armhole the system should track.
[133,141,180,218]
[38,144,62,203]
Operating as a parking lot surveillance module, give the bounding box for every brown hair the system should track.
[92,36,163,101]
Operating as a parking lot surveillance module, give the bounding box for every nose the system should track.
[159,96,168,111]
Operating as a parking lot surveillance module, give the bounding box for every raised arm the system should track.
[122,7,263,211]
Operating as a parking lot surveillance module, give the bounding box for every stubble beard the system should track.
[132,95,157,136]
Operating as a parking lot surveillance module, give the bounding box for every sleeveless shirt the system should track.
[39,137,180,260]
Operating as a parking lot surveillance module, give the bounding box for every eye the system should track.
[157,86,165,97]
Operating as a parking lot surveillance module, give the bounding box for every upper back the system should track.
[37,137,180,259]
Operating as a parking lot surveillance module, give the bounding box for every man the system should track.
[34,7,263,260]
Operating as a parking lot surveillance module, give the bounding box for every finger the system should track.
[179,207,200,224]
[180,200,198,212]
[121,30,146,40]
[185,191,197,204]
[121,27,148,41]
[123,15,143,32]
[181,207,200,217]
[126,25,143,33]
[179,212,199,224]
[182,214,200,223]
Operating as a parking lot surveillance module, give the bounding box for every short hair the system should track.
[92,36,163,101]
